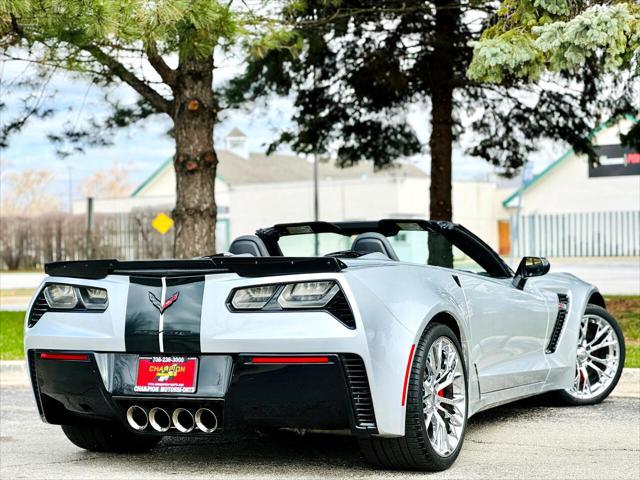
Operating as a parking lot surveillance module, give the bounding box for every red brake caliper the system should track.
[437,389,445,397]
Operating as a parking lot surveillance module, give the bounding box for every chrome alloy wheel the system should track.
[423,336,466,457]
[566,314,621,400]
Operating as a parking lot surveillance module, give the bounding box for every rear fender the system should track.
[344,265,470,436]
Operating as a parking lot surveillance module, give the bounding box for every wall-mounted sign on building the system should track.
[589,144,640,177]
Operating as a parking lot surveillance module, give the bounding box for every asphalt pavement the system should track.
[546,257,640,296]
[1,370,639,480]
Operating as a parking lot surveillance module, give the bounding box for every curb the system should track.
[611,368,640,398]
[0,360,29,387]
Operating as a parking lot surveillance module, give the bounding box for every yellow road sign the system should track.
[152,212,174,235]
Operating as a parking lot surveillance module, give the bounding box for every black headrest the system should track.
[351,232,399,261]
[228,235,270,257]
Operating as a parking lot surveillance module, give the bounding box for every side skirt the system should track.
[468,381,546,417]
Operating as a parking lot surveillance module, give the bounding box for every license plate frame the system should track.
[134,356,198,394]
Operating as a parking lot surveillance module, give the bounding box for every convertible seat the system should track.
[351,232,400,260]
[228,235,270,257]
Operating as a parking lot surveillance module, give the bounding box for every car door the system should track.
[457,271,552,394]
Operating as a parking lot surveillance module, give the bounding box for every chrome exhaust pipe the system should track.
[126,405,148,431]
[195,408,218,433]
[172,408,195,433]
[148,407,171,432]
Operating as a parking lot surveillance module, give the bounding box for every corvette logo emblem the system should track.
[148,291,180,314]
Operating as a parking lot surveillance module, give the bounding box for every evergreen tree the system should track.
[1,0,284,257]
[227,1,639,235]
[469,0,639,147]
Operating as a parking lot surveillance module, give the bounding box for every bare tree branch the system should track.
[82,44,172,114]
[5,15,172,113]
[144,41,177,86]
[9,13,24,36]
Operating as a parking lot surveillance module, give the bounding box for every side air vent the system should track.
[326,290,356,329]
[341,354,377,432]
[28,291,50,327]
[546,294,570,354]
[27,350,45,418]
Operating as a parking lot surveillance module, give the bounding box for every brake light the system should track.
[250,356,330,364]
[40,352,89,361]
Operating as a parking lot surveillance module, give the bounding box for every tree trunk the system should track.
[427,0,459,268]
[171,56,218,258]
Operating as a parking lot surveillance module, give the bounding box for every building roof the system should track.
[131,150,427,197]
[226,127,247,138]
[502,115,639,208]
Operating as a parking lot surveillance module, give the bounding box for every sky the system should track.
[0,53,567,211]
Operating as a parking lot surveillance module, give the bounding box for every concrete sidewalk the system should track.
[547,257,640,296]
[0,295,33,311]
[0,361,30,387]
[0,271,44,311]
[0,271,45,290]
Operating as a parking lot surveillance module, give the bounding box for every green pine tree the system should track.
[1,0,289,257]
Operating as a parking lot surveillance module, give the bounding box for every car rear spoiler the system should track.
[44,257,348,280]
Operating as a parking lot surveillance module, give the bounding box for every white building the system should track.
[75,119,639,257]
[116,130,504,251]
[502,117,640,257]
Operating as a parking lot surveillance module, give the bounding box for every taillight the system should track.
[249,356,330,364]
[39,352,90,361]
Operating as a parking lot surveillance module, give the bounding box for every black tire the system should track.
[554,304,625,406]
[61,423,162,453]
[359,322,468,471]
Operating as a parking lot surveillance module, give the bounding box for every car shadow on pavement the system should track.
[76,395,565,476]
[465,393,560,428]
[126,430,375,475]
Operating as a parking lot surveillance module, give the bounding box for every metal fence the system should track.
[0,210,178,270]
[0,210,231,272]
[511,210,640,258]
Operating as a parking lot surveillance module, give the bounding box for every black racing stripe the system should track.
[162,276,205,353]
[125,277,162,353]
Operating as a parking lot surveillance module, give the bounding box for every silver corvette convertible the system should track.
[24,219,625,471]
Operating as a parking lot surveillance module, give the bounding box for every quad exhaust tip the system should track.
[172,407,195,433]
[126,405,148,431]
[148,407,171,432]
[126,405,218,434]
[195,408,218,433]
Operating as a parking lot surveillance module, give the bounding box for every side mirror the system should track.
[512,256,550,290]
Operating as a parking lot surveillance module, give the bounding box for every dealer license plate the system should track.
[135,356,198,393]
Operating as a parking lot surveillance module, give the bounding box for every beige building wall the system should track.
[452,181,504,248]
[227,177,501,249]
[227,177,418,241]
[73,195,174,214]
[132,166,231,211]
[76,172,503,251]
[74,170,230,215]
[508,120,640,215]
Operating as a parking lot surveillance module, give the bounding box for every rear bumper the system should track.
[28,350,378,436]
